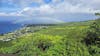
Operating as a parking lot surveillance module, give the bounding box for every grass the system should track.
[0,20,100,56]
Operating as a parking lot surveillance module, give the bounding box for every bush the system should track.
[84,22,100,45]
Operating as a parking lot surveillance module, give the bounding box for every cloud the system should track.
[1,0,100,14]
[0,0,100,23]
[19,5,55,16]
[0,12,24,16]
[0,0,100,16]
[19,1,100,16]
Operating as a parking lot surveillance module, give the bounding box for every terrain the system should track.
[0,19,100,56]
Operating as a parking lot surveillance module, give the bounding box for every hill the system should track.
[0,19,100,56]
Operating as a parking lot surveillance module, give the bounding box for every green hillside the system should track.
[0,19,100,56]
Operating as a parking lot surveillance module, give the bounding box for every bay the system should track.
[0,21,22,34]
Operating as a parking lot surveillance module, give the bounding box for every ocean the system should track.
[0,21,22,34]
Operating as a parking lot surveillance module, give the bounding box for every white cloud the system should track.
[1,0,100,17]
[0,0,100,23]
[0,12,24,16]
[19,1,99,17]
[1,0,100,16]
[18,5,55,16]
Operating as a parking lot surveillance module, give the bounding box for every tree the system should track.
[85,22,100,45]
[84,13,100,46]
[95,13,100,16]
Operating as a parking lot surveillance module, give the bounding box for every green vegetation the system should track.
[95,13,100,16]
[83,19,100,56]
[0,19,100,56]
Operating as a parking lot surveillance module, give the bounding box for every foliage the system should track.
[84,22,100,45]
[83,19,100,56]
[0,19,100,56]
[95,13,100,16]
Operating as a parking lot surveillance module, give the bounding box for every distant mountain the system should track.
[0,16,63,24]
[57,13,98,22]
[14,17,64,24]
[0,13,98,24]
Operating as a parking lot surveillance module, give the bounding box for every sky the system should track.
[0,0,100,23]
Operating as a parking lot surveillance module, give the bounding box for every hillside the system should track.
[0,19,100,56]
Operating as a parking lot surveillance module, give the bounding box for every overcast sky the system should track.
[0,0,100,23]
